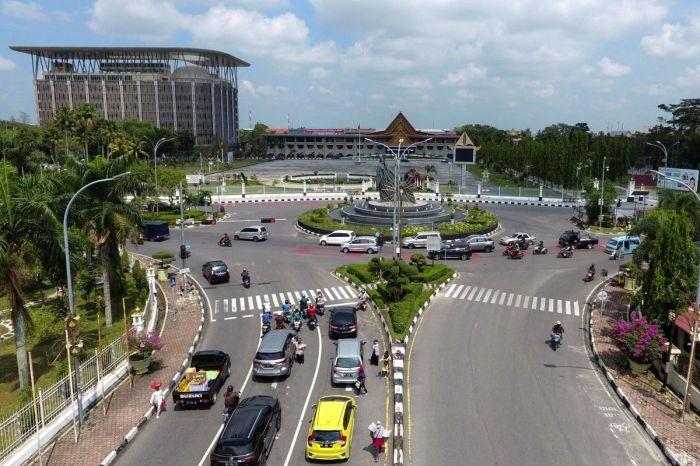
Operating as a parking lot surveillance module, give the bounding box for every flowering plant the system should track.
[128,328,164,360]
[610,312,666,364]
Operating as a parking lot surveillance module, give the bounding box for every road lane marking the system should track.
[323,288,333,301]
[308,290,316,300]
[240,297,245,311]
[230,298,236,313]
[287,292,295,304]
[445,284,457,297]
[482,289,492,303]
[523,295,530,309]
[532,296,538,310]
[294,291,302,301]
[459,286,472,299]
[574,301,580,316]
[344,285,357,297]
[214,300,219,315]
[242,314,254,318]
[491,290,500,304]
[453,285,464,299]
[467,287,478,301]
[271,294,279,307]
[506,293,514,307]
[271,382,278,390]
[224,316,237,320]
[540,298,546,311]
[566,301,571,315]
[338,287,350,299]
[331,288,343,300]
[499,292,506,305]
[248,296,254,310]
[515,294,522,308]
[223,299,228,313]
[557,299,563,314]
[255,295,263,309]
[475,288,485,302]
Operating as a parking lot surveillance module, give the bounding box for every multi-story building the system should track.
[265,112,459,159]
[10,46,249,146]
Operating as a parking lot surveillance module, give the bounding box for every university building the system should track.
[265,112,460,159]
[10,46,249,145]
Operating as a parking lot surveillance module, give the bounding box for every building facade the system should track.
[10,46,249,146]
[265,113,459,159]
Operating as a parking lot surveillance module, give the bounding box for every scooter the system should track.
[550,332,562,351]
[242,276,251,288]
[308,317,318,331]
[292,318,302,333]
[584,270,595,282]
[316,301,326,316]
[609,250,619,260]
[557,248,573,258]
[261,320,271,336]
[355,299,368,312]
[533,245,548,255]
[219,238,232,247]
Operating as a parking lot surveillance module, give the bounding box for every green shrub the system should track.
[346,264,373,284]
[152,251,175,264]
[368,289,385,309]
[28,306,64,346]
[414,264,452,283]
[410,254,427,271]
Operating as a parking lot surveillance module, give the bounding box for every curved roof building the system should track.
[10,46,250,146]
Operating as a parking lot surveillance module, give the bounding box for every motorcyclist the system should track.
[316,290,326,310]
[224,385,239,414]
[588,264,596,274]
[536,240,544,251]
[299,292,309,314]
[307,303,318,326]
[220,232,230,244]
[241,269,250,283]
[551,321,565,341]
[262,308,272,325]
[514,242,521,253]
[275,313,286,329]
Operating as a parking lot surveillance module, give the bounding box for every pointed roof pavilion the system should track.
[368,112,436,146]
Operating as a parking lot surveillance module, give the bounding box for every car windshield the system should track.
[215,444,253,457]
[336,357,360,368]
[606,240,619,248]
[212,265,227,272]
[333,312,355,324]
[313,430,341,443]
[255,351,285,361]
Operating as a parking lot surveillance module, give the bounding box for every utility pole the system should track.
[598,156,607,226]
[179,184,189,298]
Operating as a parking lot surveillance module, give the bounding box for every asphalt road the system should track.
[407,207,666,465]
[118,201,392,466]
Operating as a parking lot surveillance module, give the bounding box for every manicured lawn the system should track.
[166,159,264,174]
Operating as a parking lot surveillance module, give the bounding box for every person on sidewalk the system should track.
[295,337,307,364]
[369,421,388,463]
[381,351,392,377]
[355,368,367,394]
[370,340,380,366]
[150,383,164,419]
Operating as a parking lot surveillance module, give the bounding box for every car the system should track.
[253,329,296,378]
[306,395,357,462]
[331,339,364,385]
[499,232,536,246]
[234,226,268,242]
[329,306,357,339]
[202,260,230,284]
[460,235,494,252]
[209,395,282,466]
[320,230,355,246]
[401,231,441,249]
[427,243,472,260]
[340,236,378,254]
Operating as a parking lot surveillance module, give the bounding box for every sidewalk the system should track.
[34,277,202,466]
[590,283,700,465]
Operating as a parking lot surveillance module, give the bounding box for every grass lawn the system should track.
[466,165,541,188]
[166,159,264,175]
[588,225,629,235]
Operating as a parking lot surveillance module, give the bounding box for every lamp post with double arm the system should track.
[144,137,174,213]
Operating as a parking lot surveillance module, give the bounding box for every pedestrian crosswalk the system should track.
[212,285,359,319]
[442,283,581,316]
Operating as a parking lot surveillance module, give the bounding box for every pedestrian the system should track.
[370,340,380,366]
[295,337,307,364]
[149,382,164,419]
[369,421,388,463]
[355,368,367,394]
[381,351,392,377]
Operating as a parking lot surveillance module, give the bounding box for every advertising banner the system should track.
[656,167,699,192]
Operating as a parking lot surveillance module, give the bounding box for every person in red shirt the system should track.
[307,304,318,327]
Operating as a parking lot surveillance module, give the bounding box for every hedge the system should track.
[415,264,452,284]
[388,289,434,336]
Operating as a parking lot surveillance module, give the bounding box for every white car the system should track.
[499,232,536,246]
[319,230,355,246]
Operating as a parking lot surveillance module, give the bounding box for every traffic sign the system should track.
[169,276,176,288]
[597,290,608,302]
[426,237,441,252]
[185,243,191,251]
[180,268,190,274]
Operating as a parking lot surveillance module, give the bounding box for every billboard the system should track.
[453,146,476,164]
[656,167,698,192]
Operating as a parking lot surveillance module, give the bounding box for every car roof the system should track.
[315,396,354,428]
[330,230,354,235]
[221,396,277,444]
[205,260,227,267]
[332,306,355,316]
[353,236,376,240]
[240,225,264,229]
[336,339,362,356]
[259,329,294,352]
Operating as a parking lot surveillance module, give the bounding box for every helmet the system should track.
[556,321,561,325]
[302,292,307,297]
[285,299,290,304]
[227,385,234,392]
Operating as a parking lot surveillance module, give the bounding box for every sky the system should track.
[1,0,699,133]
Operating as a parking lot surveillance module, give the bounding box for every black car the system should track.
[202,260,230,285]
[427,243,472,260]
[210,395,281,466]
[329,306,357,339]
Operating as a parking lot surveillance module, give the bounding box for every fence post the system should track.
[38,388,45,428]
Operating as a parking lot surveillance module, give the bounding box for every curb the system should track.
[584,276,681,466]
[99,275,208,466]
[333,270,457,466]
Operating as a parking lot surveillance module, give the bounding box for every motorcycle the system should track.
[261,320,271,336]
[505,247,524,259]
[242,276,251,288]
[292,318,302,333]
[218,238,232,247]
[550,332,562,351]
[316,301,326,316]
[533,245,548,255]
[308,317,318,331]
[609,250,619,261]
[584,270,595,282]
[355,299,368,312]
[557,248,573,258]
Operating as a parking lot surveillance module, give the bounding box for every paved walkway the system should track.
[591,283,700,465]
[35,279,201,466]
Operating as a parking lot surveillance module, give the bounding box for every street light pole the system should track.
[63,172,130,427]
[145,137,174,213]
[598,156,608,226]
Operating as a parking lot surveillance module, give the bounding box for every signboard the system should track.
[303,129,345,135]
[180,268,190,274]
[656,167,698,192]
[169,276,176,288]
[453,146,476,164]
[426,237,441,252]
[597,290,608,302]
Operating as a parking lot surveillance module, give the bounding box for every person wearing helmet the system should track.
[551,321,564,342]
[299,292,309,314]
[588,264,596,273]
[224,385,239,413]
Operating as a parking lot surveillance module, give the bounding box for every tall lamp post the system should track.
[646,141,679,189]
[649,169,700,419]
[598,156,609,226]
[365,137,432,259]
[145,137,174,212]
[63,172,130,427]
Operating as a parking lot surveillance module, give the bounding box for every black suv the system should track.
[329,306,357,339]
[210,396,281,466]
[427,243,472,260]
[202,260,230,284]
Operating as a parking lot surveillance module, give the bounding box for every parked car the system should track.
[202,260,230,285]
[209,395,281,466]
[331,339,364,385]
[143,220,170,241]
[427,243,472,260]
[320,230,355,246]
[234,226,268,242]
[499,232,536,246]
[460,235,494,252]
[401,231,441,249]
[172,351,230,407]
[305,395,357,462]
[340,236,379,254]
[253,329,296,379]
[329,306,358,339]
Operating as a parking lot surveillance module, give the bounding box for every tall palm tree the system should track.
[0,164,63,389]
[424,164,437,180]
[64,156,144,327]
[658,190,700,238]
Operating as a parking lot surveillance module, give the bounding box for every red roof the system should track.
[632,174,656,189]
[265,128,288,135]
[675,309,699,335]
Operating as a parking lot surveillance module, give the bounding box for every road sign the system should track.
[180,268,190,274]
[169,276,176,288]
[185,243,191,251]
[597,290,608,302]
[426,237,441,252]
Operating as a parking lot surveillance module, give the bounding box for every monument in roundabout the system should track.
[330,155,466,227]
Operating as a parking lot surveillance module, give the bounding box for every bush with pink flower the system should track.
[610,311,667,364]
[128,327,165,360]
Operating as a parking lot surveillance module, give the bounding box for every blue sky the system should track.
[1,0,699,133]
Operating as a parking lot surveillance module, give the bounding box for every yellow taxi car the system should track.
[306,395,356,461]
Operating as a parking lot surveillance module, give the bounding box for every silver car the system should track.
[234,225,268,242]
[461,235,494,252]
[253,329,296,378]
[401,231,441,249]
[331,339,364,385]
[340,236,379,254]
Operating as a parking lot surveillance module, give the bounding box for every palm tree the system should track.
[658,190,700,238]
[64,156,144,328]
[0,164,63,389]
[424,164,436,180]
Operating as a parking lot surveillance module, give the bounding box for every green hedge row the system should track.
[388,288,433,336]
[415,263,452,284]
[143,209,206,223]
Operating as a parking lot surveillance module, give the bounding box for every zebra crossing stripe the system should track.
[278,293,287,306]
[344,285,357,297]
[214,300,219,314]
[491,290,500,304]
[331,288,343,300]
[445,284,457,297]
[482,289,492,303]
[271,294,279,307]
[475,288,485,301]
[523,295,530,309]
[453,285,464,298]
[459,286,472,300]
[223,299,228,313]
[308,290,316,300]
[263,294,271,307]
[532,296,538,310]
[467,287,478,301]
[549,299,554,313]
[231,298,237,313]
[515,294,522,308]
[248,296,254,310]
[540,298,546,312]
[255,295,263,310]
[338,287,350,299]
[499,292,507,305]
[557,299,563,314]
[294,291,302,301]
[323,288,333,301]
[506,293,514,306]
[240,298,246,311]
[565,301,571,315]
[574,301,580,316]
[287,292,295,304]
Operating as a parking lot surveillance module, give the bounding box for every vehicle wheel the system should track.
[211,391,217,405]
[227,364,231,377]
[408,244,415,249]
[276,412,282,430]
[234,235,240,240]
[342,247,349,253]
[253,236,260,242]
[587,243,593,249]
[320,240,327,246]
[461,254,469,260]
[485,246,492,253]
[367,248,375,254]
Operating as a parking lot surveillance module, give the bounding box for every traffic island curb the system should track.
[584,276,682,466]
[334,271,457,466]
[99,276,208,466]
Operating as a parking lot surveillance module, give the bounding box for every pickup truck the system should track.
[143,220,170,241]
[558,230,599,249]
[172,350,231,407]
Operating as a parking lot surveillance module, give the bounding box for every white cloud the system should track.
[394,76,432,90]
[368,93,385,102]
[533,84,555,97]
[2,0,46,21]
[308,83,332,96]
[455,89,475,99]
[88,0,187,41]
[441,64,488,86]
[596,57,632,77]
[637,83,672,96]
[675,65,700,88]
[240,79,288,97]
[309,66,330,80]
[0,56,17,71]
[641,15,700,59]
